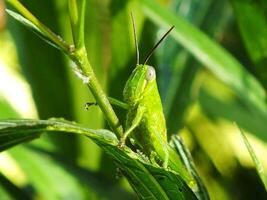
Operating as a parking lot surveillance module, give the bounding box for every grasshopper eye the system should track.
[146,66,156,82]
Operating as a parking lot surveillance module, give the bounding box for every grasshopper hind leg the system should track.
[154,137,169,169]
[163,149,169,169]
[118,106,145,148]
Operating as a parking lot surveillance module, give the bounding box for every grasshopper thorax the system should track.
[123,64,156,105]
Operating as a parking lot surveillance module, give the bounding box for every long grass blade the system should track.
[237,124,267,191]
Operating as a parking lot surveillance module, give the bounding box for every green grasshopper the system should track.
[84,16,211,198]
[114,18,205,195]
[85,16,173,168]
[87,15,196,189]
[111,15,193,184]
[118,26,174,169]
[85,20,185,170]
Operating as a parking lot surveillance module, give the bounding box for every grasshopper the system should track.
[115,17,202,194]
[118,20,174,169]
[110,15,188,178]
[85,19,183,169]
[87,15,194,187]
[81,13,171,167]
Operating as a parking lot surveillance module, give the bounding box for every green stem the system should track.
[68,0,123,137]
[70,48,123,137]
[7,0,123,137]
[68,0,86,49]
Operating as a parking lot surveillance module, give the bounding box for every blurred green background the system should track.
[0,0,267,199]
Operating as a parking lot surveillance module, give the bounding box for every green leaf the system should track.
[6,9,64,51]
[102,146,198,200]
[0,118,197,199]
[6,0,70,52]
[237,125,267,191]
[141,0,267,126]
[0,119,118,150]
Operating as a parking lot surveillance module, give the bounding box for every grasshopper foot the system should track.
[163,159,168,169]
[118,138,126,148]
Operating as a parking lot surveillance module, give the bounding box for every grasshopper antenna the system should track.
[144,26,174,64]
[131,12,139,65]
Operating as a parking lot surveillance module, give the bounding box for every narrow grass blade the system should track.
[170,135,210,200]
[237,125,267,191]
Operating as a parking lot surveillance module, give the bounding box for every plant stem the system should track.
[7,0,124,137]
[68,0,123,137]
[68,0,86,49]
[70,47,124,137]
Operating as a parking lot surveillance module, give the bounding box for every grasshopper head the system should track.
[123,64,156,105]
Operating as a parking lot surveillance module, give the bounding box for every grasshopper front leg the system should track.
[119,105,145,147]
[85,97,129,110]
